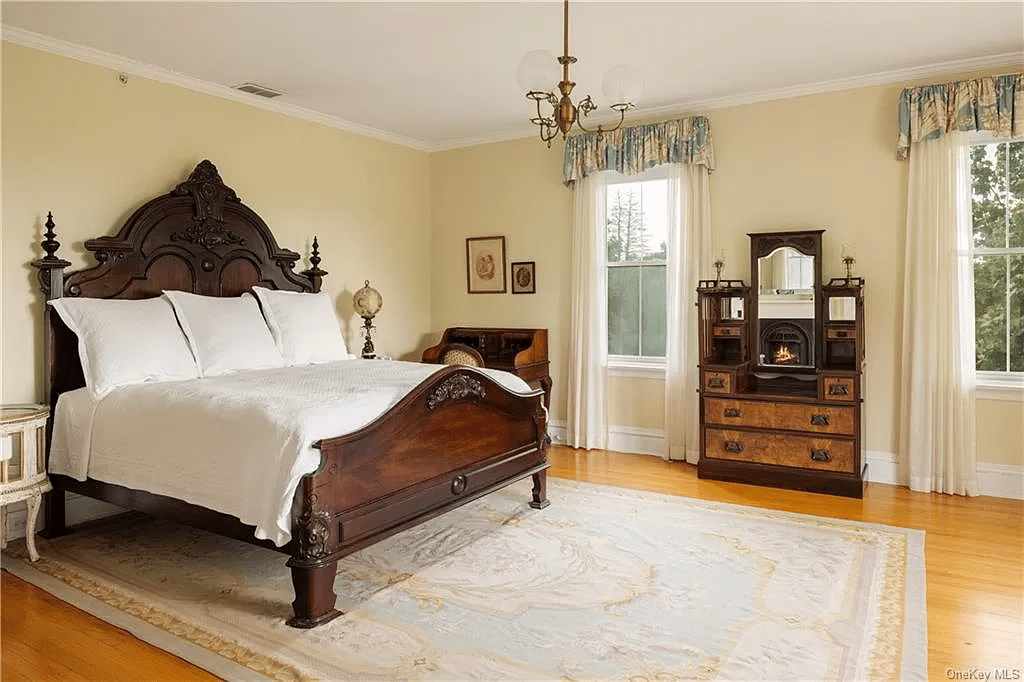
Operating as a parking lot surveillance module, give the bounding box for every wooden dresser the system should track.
[697,230,866,498]
[422,327,551,408]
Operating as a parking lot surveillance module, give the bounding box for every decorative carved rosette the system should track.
[427,374,485,410]
[296,494,331,562]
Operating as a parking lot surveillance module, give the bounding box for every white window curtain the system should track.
[566,172,611,449]
[665,163,712,462]
[564,116,715,452]
[898,131,978,495]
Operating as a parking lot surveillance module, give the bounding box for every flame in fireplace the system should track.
[774,344,798,364]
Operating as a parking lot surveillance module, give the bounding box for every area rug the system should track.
[3,478,926,681]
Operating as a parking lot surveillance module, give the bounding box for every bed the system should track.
[31,160,550,628]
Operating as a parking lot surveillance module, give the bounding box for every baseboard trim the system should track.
[548,421,1023,500]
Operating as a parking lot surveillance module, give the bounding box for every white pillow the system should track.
[252,287,354,365]
[49,296,200,398]
[163,291,284,376]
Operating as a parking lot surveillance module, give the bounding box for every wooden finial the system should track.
[301,235,328,292]
[309,236,322,270]
[40,212,62,260]
[31,211,72,298]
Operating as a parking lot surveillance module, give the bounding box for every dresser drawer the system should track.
[704,398,855,436]
[702,370,733,394]
[704,428,855,473]
[703,398,773,428]
[822,375,857,403]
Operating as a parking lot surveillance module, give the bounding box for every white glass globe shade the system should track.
[516,49,559,93]
[353,280,382,318]
[602,63,643,105]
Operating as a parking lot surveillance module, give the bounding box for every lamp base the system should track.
[361,317,376,359]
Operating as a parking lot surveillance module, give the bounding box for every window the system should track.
[968,137,1023,394]
[605,173,669,364]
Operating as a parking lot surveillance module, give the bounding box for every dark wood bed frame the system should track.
[31,160,550,628]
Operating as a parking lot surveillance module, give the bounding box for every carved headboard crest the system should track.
[170,160,245,249]
[32,160,328,401]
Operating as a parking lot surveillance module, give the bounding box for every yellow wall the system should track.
[431,74,1024,468]
[2,43,432,404]
[3,43,1020,469]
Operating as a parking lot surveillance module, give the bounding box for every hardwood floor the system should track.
[3,445,1022,681]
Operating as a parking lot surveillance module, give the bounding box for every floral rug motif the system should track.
[3,478,926,681]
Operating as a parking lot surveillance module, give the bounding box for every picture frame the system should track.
[466,236,507,294]
[511,261,536,294]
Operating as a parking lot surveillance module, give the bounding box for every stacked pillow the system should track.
[50,287,353,399]
[251,287,354,365]
[50,296,200,398]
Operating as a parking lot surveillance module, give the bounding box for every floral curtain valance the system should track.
[897,73,1023,160]
[563,116,714,186]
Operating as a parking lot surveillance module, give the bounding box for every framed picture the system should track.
[466,236,507,293]
[511,261,536,294]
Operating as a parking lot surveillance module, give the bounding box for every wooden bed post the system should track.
[285,560,342,629]
[530,470,551,509]
[30,212,71,403]
[30,212,72,539]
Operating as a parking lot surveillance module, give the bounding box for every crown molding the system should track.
[1,25,433,152]
[4,24,1020,154]
[436,51,1024,152]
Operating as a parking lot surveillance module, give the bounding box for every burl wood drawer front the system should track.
[704,398,855,436]
[705,428,855,473]
[712,325,741,337]
[822,376,856,403]
[703,371,732,394]
[703,398,773,428]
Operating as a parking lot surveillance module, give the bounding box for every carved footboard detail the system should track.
[286,365,549,628]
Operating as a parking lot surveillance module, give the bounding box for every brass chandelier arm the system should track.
[574,101,632,136]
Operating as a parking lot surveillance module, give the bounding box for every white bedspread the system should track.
[50,360,532,546]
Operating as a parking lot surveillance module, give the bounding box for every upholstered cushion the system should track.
[252,287,353,365]
[49,296,200,398]
[163,291,284,376]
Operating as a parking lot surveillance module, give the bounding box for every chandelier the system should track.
[517,0,639,146]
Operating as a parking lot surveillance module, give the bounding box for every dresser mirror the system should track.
[749,230,824,371]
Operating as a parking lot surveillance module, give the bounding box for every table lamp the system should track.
[352,280,383,358]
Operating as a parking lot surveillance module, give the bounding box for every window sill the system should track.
[976,378,1024,402]
[607,359,666,379]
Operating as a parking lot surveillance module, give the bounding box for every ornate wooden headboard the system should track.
[32,160,327,405]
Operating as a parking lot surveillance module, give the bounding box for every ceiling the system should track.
[3,2,1022,151]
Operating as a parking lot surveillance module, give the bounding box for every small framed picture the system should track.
[511,261,536,294]
[466,236,507,293]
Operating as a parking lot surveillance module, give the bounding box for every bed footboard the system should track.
[286,365,550,628]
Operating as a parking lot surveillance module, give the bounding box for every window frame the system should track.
[603,167,670,374]
[964,132,1024,402]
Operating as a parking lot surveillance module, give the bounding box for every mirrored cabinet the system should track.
[697,230,866,498]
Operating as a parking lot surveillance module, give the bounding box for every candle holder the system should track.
[713,251,725,286]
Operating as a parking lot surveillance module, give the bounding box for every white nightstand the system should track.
[1,404,52,561]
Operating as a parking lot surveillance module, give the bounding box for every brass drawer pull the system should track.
[708,377,725,389]
[828,383,850,396]
[724,440,743,453]
[810,414,830,426]
[724,407,741,418]
[810,449,831,462]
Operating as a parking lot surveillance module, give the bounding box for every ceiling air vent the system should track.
[232,82,284,99]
